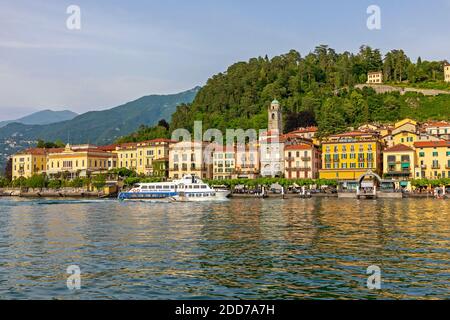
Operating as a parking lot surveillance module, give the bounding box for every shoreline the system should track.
[0,190,441,200]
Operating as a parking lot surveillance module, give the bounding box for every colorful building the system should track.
[319,131,383,180]
[414,141,450,179]
[12,148,52,180]
[169,141,213,180]
[46,144,116,178]
[115,143,138,171]
[284,144,321,179]
[233,144,260,179]
[383,144,416,188]
[212,145,236,180]
[135,139,173,176]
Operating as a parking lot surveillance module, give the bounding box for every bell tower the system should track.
[268,99,283,133]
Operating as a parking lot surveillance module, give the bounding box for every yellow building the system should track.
[392,131,419,148]
[213,145,236,180]
[169,141,213,180]
[445,62,450,83]
[285,144,321,179]
[383,144,416,188]
[135,139,173,176]
[319,131,382,180]
[414,141,450,179]
[12,148,51,180]
[46,144,115,178]
[115,143,138,171]
[367,71,383,84]
[392,118,417,132]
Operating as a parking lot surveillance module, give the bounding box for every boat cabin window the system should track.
[141,186,148,190]
[194,185,200,189]
[155,186,162,189]
[201,185,207,189]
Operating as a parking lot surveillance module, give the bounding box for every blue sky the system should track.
[1,0,450,120]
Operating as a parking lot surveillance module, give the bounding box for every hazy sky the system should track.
[1,0,449,120]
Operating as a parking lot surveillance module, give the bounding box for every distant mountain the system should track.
[0,87,200,171]
[0,110,78,128]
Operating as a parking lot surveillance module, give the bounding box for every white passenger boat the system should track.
[118,175,230,202]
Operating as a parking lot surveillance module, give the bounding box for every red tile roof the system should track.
[384,144,414,152]
[332,131,377,138]
[424,122,450,128]
[285,144,313,151]
[414,141,450,148]
[288,127,318,134]
[98,144,119,151]
[17,148,65,155]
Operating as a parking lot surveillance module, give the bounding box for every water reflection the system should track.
[0,198,448,299]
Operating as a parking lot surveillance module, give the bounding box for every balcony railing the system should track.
[286,167,311,172]
[301,157,311,161]
[431,165,441,169]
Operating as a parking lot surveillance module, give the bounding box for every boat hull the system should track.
[118,191,177,201]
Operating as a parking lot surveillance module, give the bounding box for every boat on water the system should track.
[118,175,231,202]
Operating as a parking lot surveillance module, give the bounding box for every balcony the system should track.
[431,164,441,169]
[301,157,311,161]
[286,167,311,172]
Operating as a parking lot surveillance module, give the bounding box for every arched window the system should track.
[272,113,276,120]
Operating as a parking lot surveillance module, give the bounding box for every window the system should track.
[419,152,425,157]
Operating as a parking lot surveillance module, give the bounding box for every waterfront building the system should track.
[366,71,383,84]
[233,143,260,179]
[284,144,321,179]
[413,141,450,179]
[383,144,416,189]
[260,136,285,177]
[319,131,383,180]
[445,61,450,83]
[260,100,285,177]
[46,144,116,179]
[212,145,236,180]
[115,143,138,171]
[169,141,213,180]
[135,139,173,176]
[152,158,169,178]
[12,148,53,180]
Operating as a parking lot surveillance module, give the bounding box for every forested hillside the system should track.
[165,45,449,136]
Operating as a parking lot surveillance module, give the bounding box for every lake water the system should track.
[0,197,448,300]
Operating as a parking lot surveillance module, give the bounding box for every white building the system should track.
[444,62,450,83]
[260,100,285,177]
[366,71,383,84]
